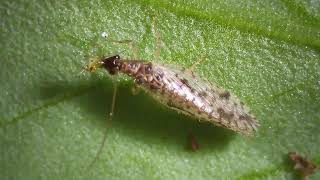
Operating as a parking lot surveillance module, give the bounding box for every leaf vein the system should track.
[0,86,96,128]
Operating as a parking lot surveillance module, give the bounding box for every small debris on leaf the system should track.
[288,152,318,180]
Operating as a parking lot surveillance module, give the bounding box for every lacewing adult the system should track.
[84,54,259,135]
[83,28,259,167]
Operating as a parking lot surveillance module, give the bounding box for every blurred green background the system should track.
[1,0,319,179]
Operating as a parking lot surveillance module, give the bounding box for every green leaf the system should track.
[1,0,320,179]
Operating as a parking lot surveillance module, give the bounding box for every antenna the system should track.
[86,77,118,169]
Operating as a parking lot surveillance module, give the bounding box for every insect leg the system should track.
[186,55,208,72]
[166,102,194,117]
[187,133,200,152]
[87,77,118,169]
[131,84,141,95]
[152,16,161,61]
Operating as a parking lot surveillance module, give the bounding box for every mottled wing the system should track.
[154,63,259,136]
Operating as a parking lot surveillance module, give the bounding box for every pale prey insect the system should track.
[84,55,259,135]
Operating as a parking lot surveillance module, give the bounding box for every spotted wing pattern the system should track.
[148,63,259,136]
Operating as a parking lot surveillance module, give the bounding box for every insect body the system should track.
[85,55,259,135]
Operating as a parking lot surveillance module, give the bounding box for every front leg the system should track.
[131,83,141,95]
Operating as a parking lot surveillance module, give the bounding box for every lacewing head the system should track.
[83,55,121,75]
[101,55,121,75]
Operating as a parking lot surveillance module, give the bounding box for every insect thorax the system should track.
[118,60,164,90]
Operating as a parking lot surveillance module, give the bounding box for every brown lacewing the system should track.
[84,55,259,135]
[83,53,259,168]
